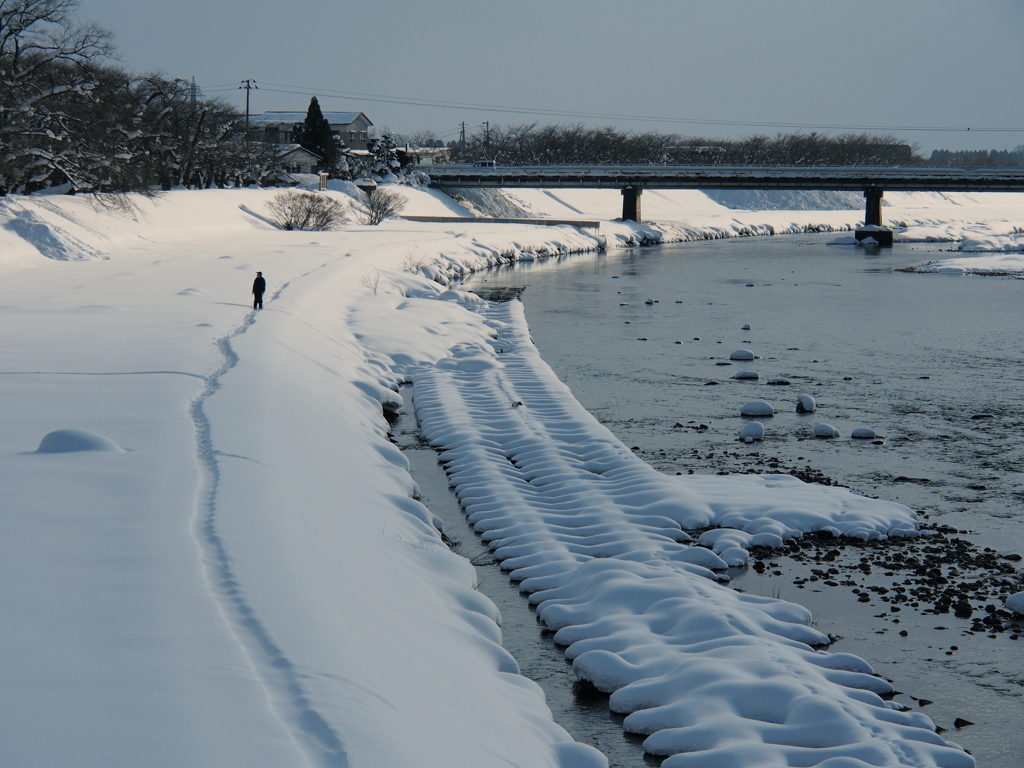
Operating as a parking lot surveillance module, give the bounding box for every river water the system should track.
[461,234,1024,766]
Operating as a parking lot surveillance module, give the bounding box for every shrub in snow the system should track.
[266,191,348,231]
[733,370,759,380]
[354,186,407,226]
[740,401,775,417]
[730,349,755,361]
[814,424,841,438]
[797,394,816,413]
[851,427,878,439]
[738,422,765,442]
[766,378,791,386]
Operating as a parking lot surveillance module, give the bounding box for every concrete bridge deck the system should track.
[422,164,1024,226]
[424,164,1024,192]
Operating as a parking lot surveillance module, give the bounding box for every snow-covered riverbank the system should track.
[0,183,1019,767]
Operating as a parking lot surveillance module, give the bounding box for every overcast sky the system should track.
[77,0,1024,154]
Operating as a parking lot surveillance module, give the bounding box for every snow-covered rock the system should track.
[730,349,755,361]
[814,424,841,438]
[797,394,816,413]
[1006,592,1024,615]
[852,427,879,439]
[733,370,759,380]
[738,422,765,442]
[740,400,775,417]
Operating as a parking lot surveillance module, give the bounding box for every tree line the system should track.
[442,124,922,166]
[927,147,1024,167]
[1,0,276,199]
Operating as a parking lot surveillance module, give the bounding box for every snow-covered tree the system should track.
[1,1,284,196]
[298,96,340,175]
[350,132,412,182]
[0,0,114,193]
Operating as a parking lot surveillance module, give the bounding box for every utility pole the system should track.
[483,121,490,155]
[459,121,467,147]
[239,79,258,130]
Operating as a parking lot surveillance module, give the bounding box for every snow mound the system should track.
[733,370,759,380]
[851,428,879,439]
[741,400,775,417]
[730,349,755,361]
[34,429,123,453]
[814,424,841,438]
[738,422,765,442]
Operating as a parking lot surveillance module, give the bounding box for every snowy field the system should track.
[1,183,1020,767]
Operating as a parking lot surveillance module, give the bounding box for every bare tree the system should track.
[266,191,348,230]
[353,186,405,225]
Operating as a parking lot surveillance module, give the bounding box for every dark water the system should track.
[464,235,1024,766]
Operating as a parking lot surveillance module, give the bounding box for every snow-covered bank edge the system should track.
[401,297,972,768]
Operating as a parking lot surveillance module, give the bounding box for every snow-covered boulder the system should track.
[730,349,755,361]
[796,394,816,413]
[719,546,750,567]
[733,370,759,380]
[1006,592,1024,615]
[740,400,775,417]
[814,424,841,438]
[851,427,878,439]
[738,422,765,442]
[741,323,751,331]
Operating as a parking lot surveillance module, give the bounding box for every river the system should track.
[463,233,1024,766]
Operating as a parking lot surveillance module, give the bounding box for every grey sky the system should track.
[77,0,1024,154]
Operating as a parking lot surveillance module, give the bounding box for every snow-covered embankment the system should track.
[3,183,1015,766]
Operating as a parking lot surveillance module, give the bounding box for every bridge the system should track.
[422,164,1024,230]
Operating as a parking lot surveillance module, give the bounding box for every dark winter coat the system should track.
[252,276,266,295]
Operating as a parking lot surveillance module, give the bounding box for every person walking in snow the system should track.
[252,271,266,309]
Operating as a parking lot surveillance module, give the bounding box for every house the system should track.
[251,111,374,151]
[276,144,322,175]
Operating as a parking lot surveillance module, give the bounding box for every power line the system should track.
[208,79,1024,135]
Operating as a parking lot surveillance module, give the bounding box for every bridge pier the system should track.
[856,187,893,246]
[621,186,642,222]
[864,188,883,226]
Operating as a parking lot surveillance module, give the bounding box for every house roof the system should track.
[253,111,373,126]
[277,144,322,161]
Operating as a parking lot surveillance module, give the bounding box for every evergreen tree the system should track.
[299,96,339,174]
